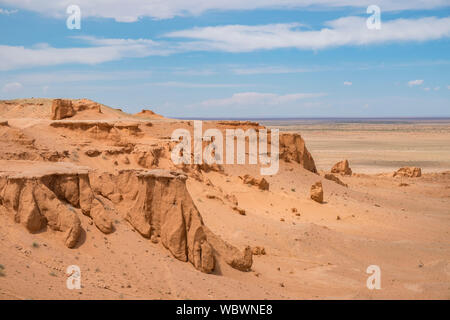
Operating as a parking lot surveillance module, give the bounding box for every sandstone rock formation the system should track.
[204,227,253,272]
[0,161,114,247]
[51,99,75,120]
[49,121,142,144]
[217,121,260,127]
[232,206,246,215]
[72,99,102,113]
[324,173,348,187]
[89,169,251,273]
[134,147,164,168]
[310,181,324,203]
[393,167,422,178]
[331,160,352,176]
[134,109,164,119]
[279,133,317,173]
[252,246,266,255]
[239,174,269,191]
[225,193,238,206]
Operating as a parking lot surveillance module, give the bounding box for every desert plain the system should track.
[0,98,449,300]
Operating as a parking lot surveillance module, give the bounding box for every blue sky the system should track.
[0,1,449,118]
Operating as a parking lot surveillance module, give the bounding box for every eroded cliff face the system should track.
[89,169,216,273]
[0,161,252,274]
[279,133,317,173]
[89,169,252,273]
[0,162,114,247]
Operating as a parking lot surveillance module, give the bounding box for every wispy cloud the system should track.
[166,17,450,52]
[7,70,153,84]
[2,0,448,21]
[408,79,424,86]
[152,81,246,88]
[344,81,352,86]
[1,16,450,71]
[2,82,22,93]
[0,37,172,71]
[171,68,217,76]
[198,92,327,107]
[232,66,313,75]
[0,8,17,15]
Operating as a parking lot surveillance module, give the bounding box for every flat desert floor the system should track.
[264,119,450,174]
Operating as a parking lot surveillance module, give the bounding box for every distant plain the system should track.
[264,119,450,174]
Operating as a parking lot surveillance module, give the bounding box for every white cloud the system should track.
[0,8,17,15]
[171,68,217,76]
[166,17,450,52]
[434,86,440,91]
[1,16,450,71]
[152,81,245,88]
[0,37,172,71]
[199,92,326,107]
[232,66,312,75]
[10,70,153,84]
[344,81,352,86]
[424,87,431,91]
[408,79,424,86]
[1,0,448,21]
[2,82,23,92]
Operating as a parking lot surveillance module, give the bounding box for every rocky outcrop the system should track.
[331,160,352,176]
[239,174,269,191]
[89,169,252,273]
[134,147,164,168]
[252,246,266,255]
[72,99,102,113]
[134,109,164,119]
[51,99,76,120]
[279,133,317,173]
[225,193,238,206]
[204,227,253,272]
[232,206,246,215]
[0,123,35,147]
[310,181,323,203]
[0,161,114,247]
[324,173,348,187]
[50,121,142,144]
[51,99,103,120]
[393,167,422,178]
[217,121,260,127]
